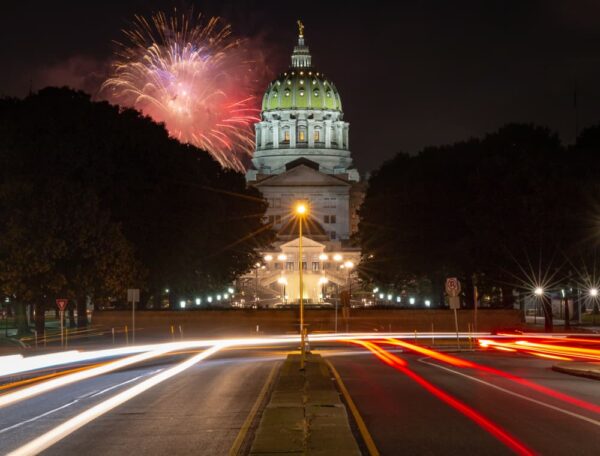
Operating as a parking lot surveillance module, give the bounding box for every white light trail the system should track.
[0,342,202,408]
[7,344,226,456]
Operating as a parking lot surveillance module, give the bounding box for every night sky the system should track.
[4,0,600,171]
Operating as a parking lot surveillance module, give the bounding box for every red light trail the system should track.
[349,340,535,456]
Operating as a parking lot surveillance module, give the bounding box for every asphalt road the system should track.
[0,348,285,455]
[1,341,599,455]
[326,347,600,455]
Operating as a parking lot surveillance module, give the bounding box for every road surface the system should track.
[326,346,600,455]
[1,339,599,455]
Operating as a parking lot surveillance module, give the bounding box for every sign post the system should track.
[56,299,68,348]
[127,289,140,344]
[445,278,461,350]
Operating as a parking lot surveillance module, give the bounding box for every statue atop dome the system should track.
[297,20,304,37]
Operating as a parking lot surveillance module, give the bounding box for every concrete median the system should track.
[250,353,361,455]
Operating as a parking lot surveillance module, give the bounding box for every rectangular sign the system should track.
[127,289,140,303]
[448,296,460,310]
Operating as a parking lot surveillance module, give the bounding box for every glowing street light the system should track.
[319,253,328,261]
[333,254,343,262]
[277,253,287,261]
[590,288,598,297]
[534,287,544,296]
[264,254,273,262]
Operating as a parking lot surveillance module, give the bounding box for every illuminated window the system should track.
[314,130,320,142]
[299,130,306,141]
[284,130,290,142]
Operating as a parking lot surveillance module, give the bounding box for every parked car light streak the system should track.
[349,339,534,456]
[6,344,226,456]
[385,338,600,415]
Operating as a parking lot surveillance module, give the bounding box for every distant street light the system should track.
[534,287,544,296]
[590,288,598,297]
[277,276,288,304]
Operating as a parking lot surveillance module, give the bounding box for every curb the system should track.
[552,362,600,380]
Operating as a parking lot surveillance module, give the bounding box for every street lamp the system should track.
[590,288,598,297]
[295,201,308,369]
[533,287,544,325]
[277,276,288,305]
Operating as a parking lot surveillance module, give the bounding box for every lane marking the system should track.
[7,344,226,456]
[0,400,78,434]
[90,369,162,398]
[418,358,600,427]
[228,361,280,456]
[0,368,164,436]
[324,358,380,456]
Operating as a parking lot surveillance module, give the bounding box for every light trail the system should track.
[6,344,225,456]
[349,340,535,456]
[0,342,199,408]
[479,339,600,361]
[384,338,600,415]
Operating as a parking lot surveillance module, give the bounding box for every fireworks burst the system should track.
[103,10,263,171]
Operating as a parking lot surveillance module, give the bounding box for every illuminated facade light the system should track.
[278,254,287,261]
[179,300,186,309]
[319,253,328,261]
[425,300,431,307]
[195,298,201,305]
[207,296,213,303]
[264,254,273,262]
[228,287,234,294]
[409,297,416,305]
[333,254,343,262]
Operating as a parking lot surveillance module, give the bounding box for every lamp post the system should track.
[295,202,308,370]
[278,276,287,305]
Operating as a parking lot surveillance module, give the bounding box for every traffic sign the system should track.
[127,289,140,303]
[448,296,460,310]
[56,299,68,311]
[445,278,461,297]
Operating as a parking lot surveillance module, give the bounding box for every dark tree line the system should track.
[358,123,600,326]
[0,88,272,334]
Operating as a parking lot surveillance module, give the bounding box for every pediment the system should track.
[281,236,326,249]
[255,165,351,187]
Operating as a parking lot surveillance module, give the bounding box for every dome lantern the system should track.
[291,20,312,69]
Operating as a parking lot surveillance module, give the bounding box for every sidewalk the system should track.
[250,353,361,455]
[553,362,600,380]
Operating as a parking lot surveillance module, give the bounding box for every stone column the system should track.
[272,120,280,148]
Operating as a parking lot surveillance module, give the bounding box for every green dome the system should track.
[262,70,342,112]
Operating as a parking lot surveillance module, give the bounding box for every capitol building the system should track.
[240,23,363,306]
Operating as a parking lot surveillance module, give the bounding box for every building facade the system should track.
[240,23,363,306]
